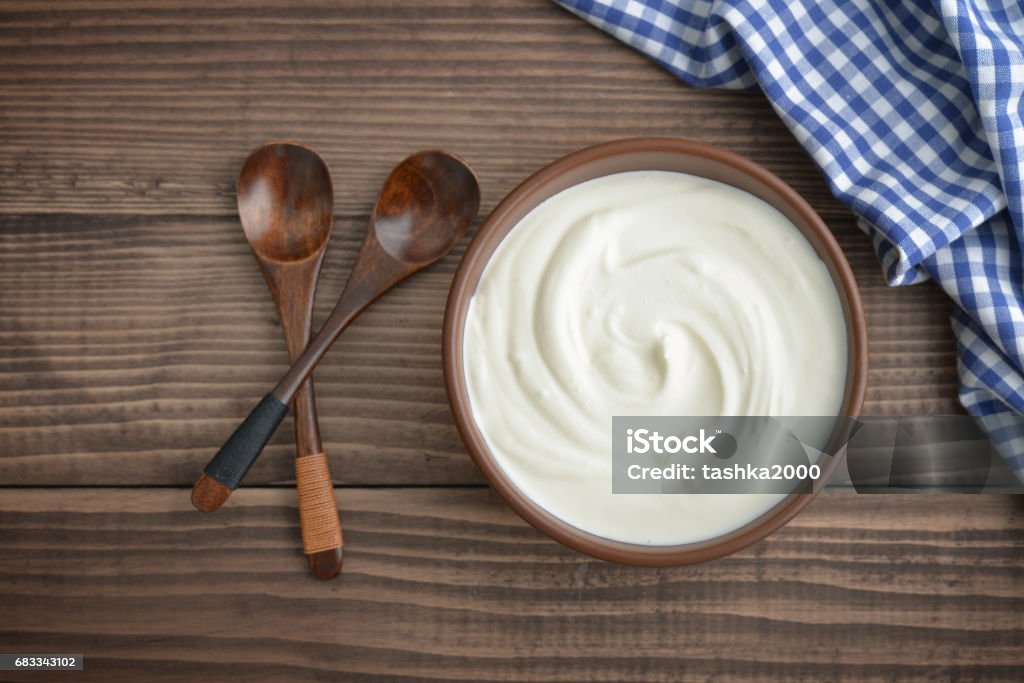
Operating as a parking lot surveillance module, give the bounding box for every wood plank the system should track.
[0,0,963,487]
[0,210,959,484]
[0,488,1021,682]
[0,1,850,217]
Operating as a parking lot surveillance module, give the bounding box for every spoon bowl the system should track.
[237,144,333,263]
[373,151,480,265]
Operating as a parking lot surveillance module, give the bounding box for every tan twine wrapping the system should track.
[295,453,343,554]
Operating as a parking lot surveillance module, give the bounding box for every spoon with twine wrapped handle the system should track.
[191,150,480,519]
[232,142,343,579]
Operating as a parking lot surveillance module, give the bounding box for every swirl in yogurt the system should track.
[463,171,847,545]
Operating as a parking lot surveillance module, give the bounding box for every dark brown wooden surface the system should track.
[0,1,1018,681]
[1,490,1023,682]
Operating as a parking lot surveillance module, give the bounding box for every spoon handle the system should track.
[290,359,343,580]
[274,237,410,402]
[192,243,408,511]
[191,393,289,510]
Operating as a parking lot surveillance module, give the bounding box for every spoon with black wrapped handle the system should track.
[191,150,480,513]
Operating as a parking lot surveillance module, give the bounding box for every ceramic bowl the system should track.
[443,137,868,565]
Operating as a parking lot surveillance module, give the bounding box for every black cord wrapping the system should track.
[204,393,289,489]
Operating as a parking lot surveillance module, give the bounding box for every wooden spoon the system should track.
[195,142,344,578]
[192,150,480,516]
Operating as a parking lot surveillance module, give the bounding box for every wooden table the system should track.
[1,2,1021,680]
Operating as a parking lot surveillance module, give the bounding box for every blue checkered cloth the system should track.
[555,0,1024,478]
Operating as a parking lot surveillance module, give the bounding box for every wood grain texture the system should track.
[0,211,960,484]
[1,2,1016,679]
[0,1,856,217]
[0,0,961,485]
[0,488,1022,682]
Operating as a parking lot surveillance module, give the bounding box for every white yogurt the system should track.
[463,171,847,545]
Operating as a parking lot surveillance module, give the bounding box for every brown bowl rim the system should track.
[442,137,868,566]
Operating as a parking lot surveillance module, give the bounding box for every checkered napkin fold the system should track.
[554,0,1024,479]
